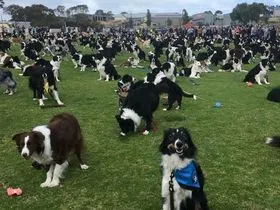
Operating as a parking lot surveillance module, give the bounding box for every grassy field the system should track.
[0,43,280,210]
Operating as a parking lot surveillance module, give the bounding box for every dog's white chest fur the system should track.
[161,154,193,210]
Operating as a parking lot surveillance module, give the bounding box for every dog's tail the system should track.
[182,90,197,100]
[265,136,280,147]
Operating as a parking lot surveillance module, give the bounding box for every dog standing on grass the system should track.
[12,113,89,188]
[160,127,209,210]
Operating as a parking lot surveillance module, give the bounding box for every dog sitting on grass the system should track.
[160,127,209,210]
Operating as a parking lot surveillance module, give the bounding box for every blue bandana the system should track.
[172,161,201,189]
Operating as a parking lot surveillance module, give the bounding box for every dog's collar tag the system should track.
[172,161,200,189]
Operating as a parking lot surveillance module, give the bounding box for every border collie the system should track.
[12,113,89,188]
[50,55,62,82]
[97,57,121,81]
[1,55,23,69]
[180,61,203,79]
[147,70,196,110]
[162,62,177,82]
[266,136,280,147]
[22,63,64,106]
[219,58,247,73]
[243,59,270,85]
[148,52,161,69]
[116,74,135,109]
[0,69,17,95]
[160,128,208,210]
[115,82,159,136]
[267,87,280,103]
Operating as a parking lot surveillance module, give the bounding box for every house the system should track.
[151,13,182,27]
[113,12,182,28]
[191,12,215,25]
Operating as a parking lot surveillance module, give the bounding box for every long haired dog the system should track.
[12,113,89,188]
[266,136,280,147]
[116,82,159,136]
[50,55,62,82]
[160,128,208,210]
[22,62,64,106]
[116,74,135,109]
[146,69,196,111]
[0,69,17,95]
[243,59,270,85]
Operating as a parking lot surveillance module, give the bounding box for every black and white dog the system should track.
[97,57,121,81]
[147,69,196,111]
[160,127,209,210]
[243,59,270,85]
[116,74,135,109]
[115,82,159,136]
[22,63,64,106]
[0,69,17,95]
[12,113,89,188]
[266,136,280,147]
[50,55,62,82]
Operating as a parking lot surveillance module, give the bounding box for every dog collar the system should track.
[172,161,200,189]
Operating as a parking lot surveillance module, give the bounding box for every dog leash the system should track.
[169,172,175,210]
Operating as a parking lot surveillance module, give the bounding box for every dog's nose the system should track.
[175,141,183,148]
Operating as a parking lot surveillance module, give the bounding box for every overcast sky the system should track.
[1,0,279,20]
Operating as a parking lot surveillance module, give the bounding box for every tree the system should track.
[4,4,25,21]
[146,9,151,27]
[24,4,54,22]
[214,10,223,16]
[107,11,113,19]
[230,3,269,24]
[67,6,78,16]
[76,5,89,14]
[56,5,65,16]
[128,13,133,28]
[167,18,172,27]
[121,12,128,16]
[0,0,4,9]
[182,9,190,24]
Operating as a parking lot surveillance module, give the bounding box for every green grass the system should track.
[0,43,280,210]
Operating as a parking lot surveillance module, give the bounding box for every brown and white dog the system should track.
[12,113,89,188]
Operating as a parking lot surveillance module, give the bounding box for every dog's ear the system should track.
[160,128,174,152]
[32,131,45,150]
[12,132,28,146]
[163,128,174,139]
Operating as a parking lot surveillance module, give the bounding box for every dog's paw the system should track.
[120,132,126,136]
[48,180,60,188]
[40,181,51,188]
[80,164,89,170]
[175,106,180,110]
[193,95,197,100]
[142,130,149,135]
[162,108,167,111]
